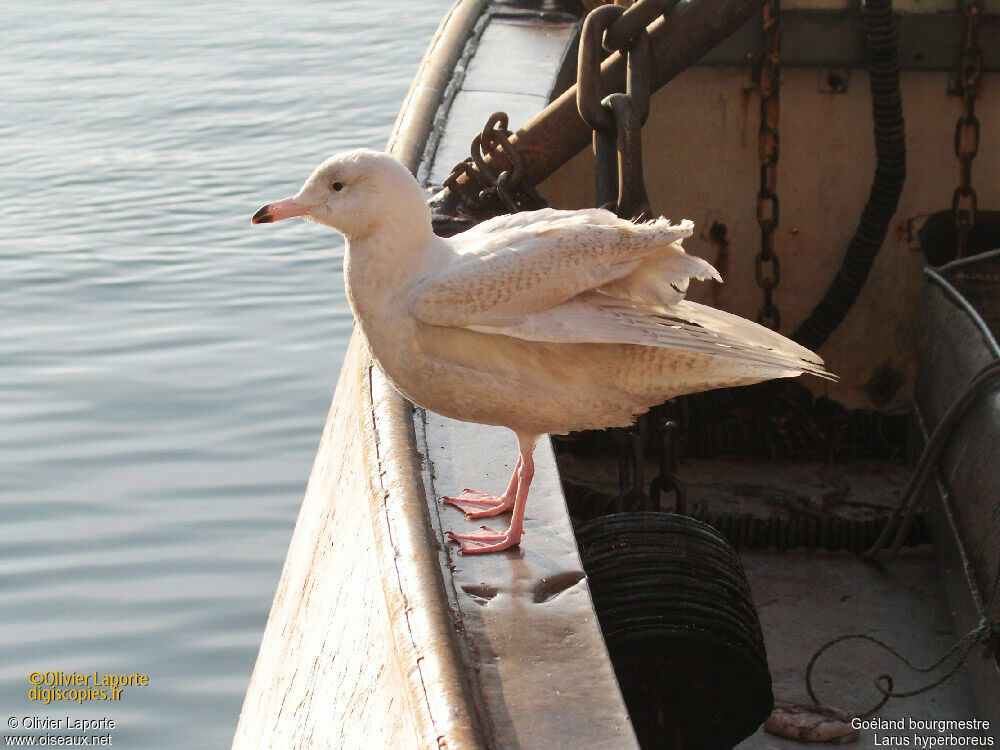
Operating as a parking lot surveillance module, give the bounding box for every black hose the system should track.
[791,0,906,351]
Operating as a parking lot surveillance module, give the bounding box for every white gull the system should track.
[252,149,831,554]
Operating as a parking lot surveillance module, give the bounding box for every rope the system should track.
[808,546,1000,717]
[805,617,999,718]
[810,384,1000,717]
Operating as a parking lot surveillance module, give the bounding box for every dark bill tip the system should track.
[251,205,274,224]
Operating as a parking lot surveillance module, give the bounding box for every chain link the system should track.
[575,0,669,511]
[446,0,684,220]
[603,0,678,53]
[442,112,547,214]
[952,0,982,258]
[577,2,652,220]
[755,0,781,329]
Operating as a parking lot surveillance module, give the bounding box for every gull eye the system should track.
[332,181,344,192]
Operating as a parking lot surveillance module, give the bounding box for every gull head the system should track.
[252,149,428,240]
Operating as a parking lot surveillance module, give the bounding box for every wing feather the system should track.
[408,209,694,327]
[408,208,830,380]
[468,294,832,379]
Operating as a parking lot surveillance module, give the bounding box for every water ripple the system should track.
[1,0,451,746]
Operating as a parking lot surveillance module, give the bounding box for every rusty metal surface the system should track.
[441,0,768,198]
[541,66,1000,410]
[698,10,1000,71]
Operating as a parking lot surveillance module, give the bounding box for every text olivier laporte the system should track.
[28,671,148,704]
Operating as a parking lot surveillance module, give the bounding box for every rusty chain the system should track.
[649,420,687,514]
[755,0,781,329]
[952,0,982,258]
[442,0,684,219]
[442,112,547,214]
[576,0,685,511]
[577,0,667,220]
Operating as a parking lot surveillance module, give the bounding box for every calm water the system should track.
[1,1,450,746]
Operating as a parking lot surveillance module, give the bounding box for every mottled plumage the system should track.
[253,149,831,553]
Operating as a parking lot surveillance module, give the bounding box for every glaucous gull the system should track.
[252,149,830,554]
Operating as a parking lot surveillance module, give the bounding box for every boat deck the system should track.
[558,452,996,747]
[740,548,985,747]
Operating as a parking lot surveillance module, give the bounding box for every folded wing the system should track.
[468,294,831,379]
[407,208,830,379]
[408,208,695,326]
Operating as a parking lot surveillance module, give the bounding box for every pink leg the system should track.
[443,457,521,518]
[448,449,534,554]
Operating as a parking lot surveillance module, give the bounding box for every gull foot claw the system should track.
[443,489,515,518]
[448,526,522,554]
